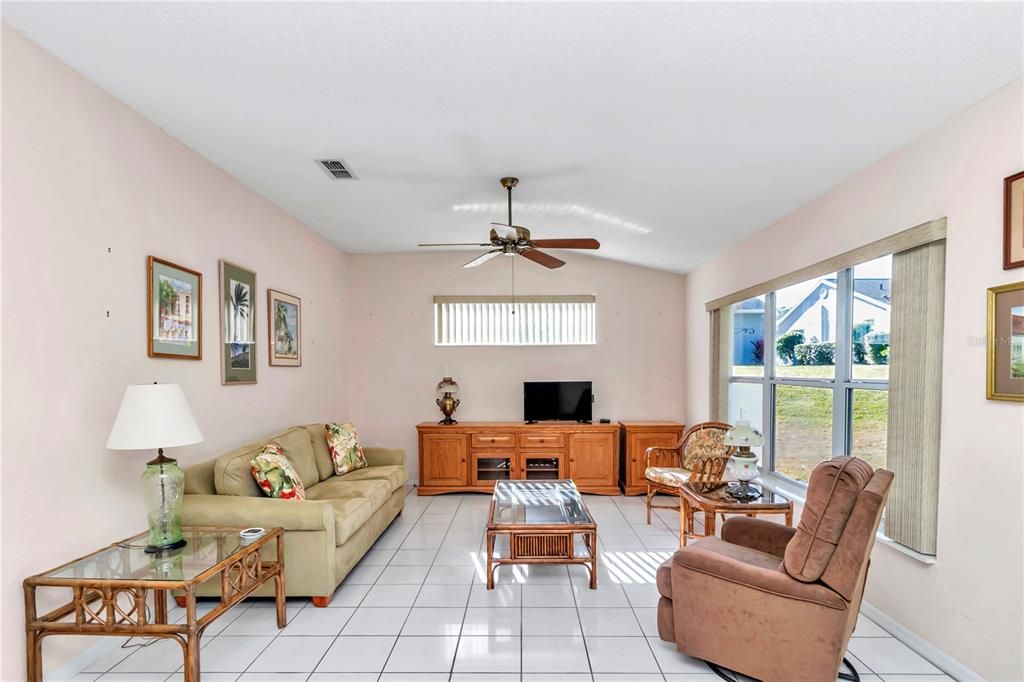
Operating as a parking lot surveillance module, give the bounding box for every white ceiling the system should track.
[4,2,1021,273]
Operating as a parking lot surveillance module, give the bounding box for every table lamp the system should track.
[435,376,460,424]
[107,383,203,553]
[724,420,764,485]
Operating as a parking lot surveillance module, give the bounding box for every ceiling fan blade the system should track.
[520,248,565,269]
[489,222,520,240]
[463,249,503,268]
[528,238,601,250]
[418,242,493,247]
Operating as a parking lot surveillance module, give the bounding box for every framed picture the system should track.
[219,260,257,384]
[987,281,1024,401]
[147,256,202,359]
[1004,170,1024,269]
[268,289,301,366]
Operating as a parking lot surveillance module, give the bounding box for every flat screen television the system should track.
[524,381,593,423]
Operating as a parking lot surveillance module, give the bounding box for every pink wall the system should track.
[1,25,350,678]
[683,80,1024,680]
[345,250,687,479]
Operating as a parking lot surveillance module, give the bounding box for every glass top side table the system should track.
[23,526,284,682]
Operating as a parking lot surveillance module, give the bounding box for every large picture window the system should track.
[727,256,892,484]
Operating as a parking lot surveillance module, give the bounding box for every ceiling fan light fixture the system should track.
[422,177,600,270]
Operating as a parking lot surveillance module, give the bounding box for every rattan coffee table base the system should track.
[485,529,598,589]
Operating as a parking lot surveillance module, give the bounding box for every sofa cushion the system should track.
[214,440,265,497]
[784,456,873,583]
[325,496,375,546]
[306,477,390,511]
[298,423,336,481]
[339,465,408,494]
[250,443,306,500]
[214,427,319,496]
[326,423,368,475]
[273,427,320,489]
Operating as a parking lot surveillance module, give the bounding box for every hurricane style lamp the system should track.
[107,383,203,553]
[435,376,461,425]
[724,420,764,484]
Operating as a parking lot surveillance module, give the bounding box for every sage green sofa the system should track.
[182,423,407,605]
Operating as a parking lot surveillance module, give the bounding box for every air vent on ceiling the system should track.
[316,159,356,180]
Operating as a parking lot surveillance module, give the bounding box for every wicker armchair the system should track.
[645,421,735,524]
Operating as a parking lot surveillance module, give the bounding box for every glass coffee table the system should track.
[23,527,284,681]
[486,480,598,589]
[679,480,793,547]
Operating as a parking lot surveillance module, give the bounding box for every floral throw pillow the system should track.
[251,442,305,500]
[326,422,367,475]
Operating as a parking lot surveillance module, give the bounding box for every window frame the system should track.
[728,265,890,487]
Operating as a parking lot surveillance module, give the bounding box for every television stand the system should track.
[416,421,621,495]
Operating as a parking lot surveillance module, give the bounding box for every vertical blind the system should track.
[884,240,946,555]
[433,295,596,346]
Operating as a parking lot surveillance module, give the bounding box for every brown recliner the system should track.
[657,456,893,682]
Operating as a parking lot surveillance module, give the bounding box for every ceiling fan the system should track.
[418,177,600,269]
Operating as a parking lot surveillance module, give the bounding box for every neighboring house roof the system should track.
[777,277,889,335]
[1012,314,1024,336]
[853,278,892,305]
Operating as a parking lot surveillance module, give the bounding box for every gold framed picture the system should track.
[1004,170,1024,269]
[268,289,301,367]
[987,281,1024,401]
[147,256,202,360]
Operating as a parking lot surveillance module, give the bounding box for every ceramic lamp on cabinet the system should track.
[107,383,203,553]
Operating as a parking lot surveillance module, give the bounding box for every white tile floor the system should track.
[68,490,951,682]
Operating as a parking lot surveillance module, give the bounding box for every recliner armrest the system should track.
[182,494,335,536]
[674,541,846,610]
[363,447,406,468]
[721,517,796,558]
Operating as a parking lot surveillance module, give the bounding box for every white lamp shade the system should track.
[723,420,764,448]
[107,383,204,450]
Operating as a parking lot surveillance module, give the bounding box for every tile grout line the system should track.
[377,490,461,679]
[305,486,422,680]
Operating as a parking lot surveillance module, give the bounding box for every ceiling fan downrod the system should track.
[500,176,518,232]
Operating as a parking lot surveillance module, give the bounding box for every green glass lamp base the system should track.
[144,537,187,554]
[142,450,186,555]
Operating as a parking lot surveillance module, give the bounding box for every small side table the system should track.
[678,481,793,547]
[24,527,284,682]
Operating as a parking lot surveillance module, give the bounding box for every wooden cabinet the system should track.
[417,422,620,495]
[619,421,685,495]
[568,433,616,489]
[420,432,468,489]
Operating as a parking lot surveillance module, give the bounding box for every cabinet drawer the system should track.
[518,432,566,448]
[471,433,516,448]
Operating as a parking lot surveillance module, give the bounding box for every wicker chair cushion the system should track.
[645,467,691,487]
[681,428,730,470]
